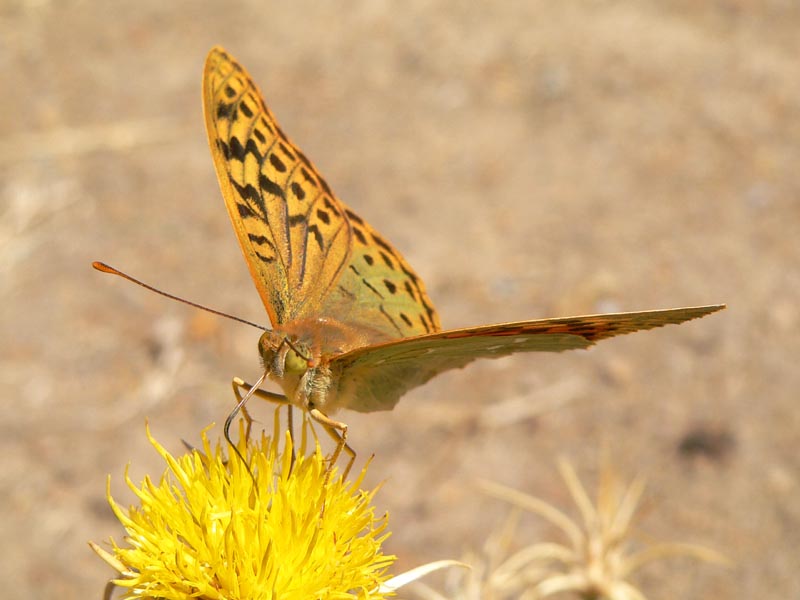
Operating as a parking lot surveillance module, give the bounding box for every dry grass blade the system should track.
[417,459,728,600]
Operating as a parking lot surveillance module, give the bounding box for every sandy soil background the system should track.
[2,1,799,598]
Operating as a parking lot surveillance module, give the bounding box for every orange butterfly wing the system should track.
[203,47,439,340]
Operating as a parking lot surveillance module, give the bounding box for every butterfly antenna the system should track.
[92,261,267,331]
[279,336,313,364]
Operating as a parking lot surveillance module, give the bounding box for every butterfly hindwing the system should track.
[332,305,725,412]
[333,331,590,413]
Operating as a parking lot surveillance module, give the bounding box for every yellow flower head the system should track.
[92,418,395,600]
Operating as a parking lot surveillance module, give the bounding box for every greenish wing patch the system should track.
[317,206,441,341]
[331,304,725,412]
[332,331,591,413]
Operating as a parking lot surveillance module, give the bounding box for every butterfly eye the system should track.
[284,344,310,374]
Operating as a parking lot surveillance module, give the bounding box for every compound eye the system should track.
[283,345,309,374]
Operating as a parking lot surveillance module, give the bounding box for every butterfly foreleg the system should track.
[309,408,355,480]
[233,376,297,467]
[232,376,290,405]
[232,376,290,437]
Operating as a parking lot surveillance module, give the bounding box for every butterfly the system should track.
[202,46,724,451]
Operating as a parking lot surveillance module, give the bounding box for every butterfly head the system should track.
[258,330,313,379]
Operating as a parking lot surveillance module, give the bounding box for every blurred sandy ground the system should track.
[1,1,799,597]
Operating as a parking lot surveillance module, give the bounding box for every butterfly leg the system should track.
[309,408,356,480]
[232,376,296,466]
[233,376,289,440]
[233,376,289,405]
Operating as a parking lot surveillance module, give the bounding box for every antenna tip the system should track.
[92,261,116,274]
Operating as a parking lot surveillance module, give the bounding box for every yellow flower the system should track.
[91,417,395,600]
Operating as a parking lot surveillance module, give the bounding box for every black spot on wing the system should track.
[301,168,317,187]
[348,265,384,299]
[384,279,397,294]
[398,261,434,325]
[247,233,277,256]
[278,142,295,160]
[316,209,331,225]
[290,182,306,200]
[248,233,269,244]
[353,227,367,244]
[240,100,253,118]
[259,174,284,199]
[380,251,394,269]
[364,254,374,266]
[255,251,276,264]
[400,313,412,327]
[237,202,257,219]
[423,302,436,327]
[344,208,364,225]
[322,196,339,215]
[371,232,395,255]
[228,136,246,161]
[269,153,287,172]
[400,263,419,284]
[362,278,384,299]
[380,306,403,336]
[216,101,233,120]
[419,314,432,333]
[217,140,230,160]
[308,223,324,250]
[229,175,267,218]
[419,314,433,333]
[259,117,274,135]
[245,139,262,160]
[254,128,266,144]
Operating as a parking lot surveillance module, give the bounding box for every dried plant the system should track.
[410,458,728,600]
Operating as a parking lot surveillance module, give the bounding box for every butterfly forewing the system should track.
[203,47,439,340]
[204,47,352,326]
[333,305,725,413]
